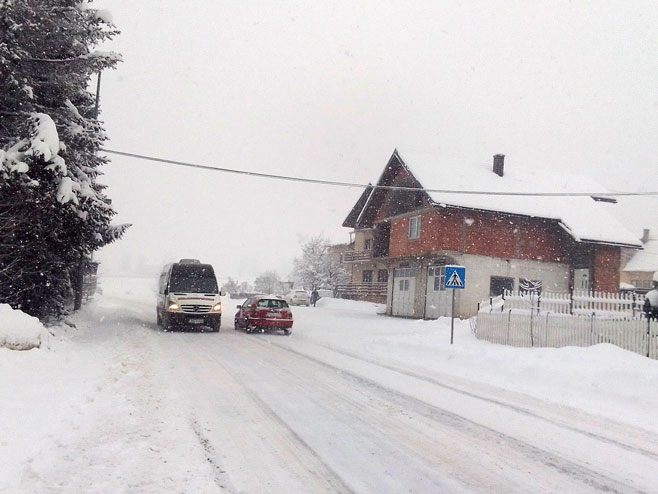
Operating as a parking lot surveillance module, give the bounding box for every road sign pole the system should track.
[444,265,465,345]
[450,288,456,344]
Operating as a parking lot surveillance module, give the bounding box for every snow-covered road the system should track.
[3,277,658,493]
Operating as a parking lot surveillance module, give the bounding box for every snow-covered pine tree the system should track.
[293,235,347,291]
[0,0,128,318]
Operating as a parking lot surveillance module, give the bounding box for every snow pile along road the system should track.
[0,304,44,350]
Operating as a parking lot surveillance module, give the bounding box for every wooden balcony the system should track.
[335,282,388,298]
[341,250,373,262]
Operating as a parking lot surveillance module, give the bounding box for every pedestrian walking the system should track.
[643,272,658,320]
[310,288,319,307]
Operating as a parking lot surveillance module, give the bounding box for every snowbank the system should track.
[0,304,44,350]
[314,296,385,314]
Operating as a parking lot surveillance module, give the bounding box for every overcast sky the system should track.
[94,0,658,283]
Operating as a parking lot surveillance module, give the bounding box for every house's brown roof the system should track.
[342,184,374,228]
[345,148,642,248]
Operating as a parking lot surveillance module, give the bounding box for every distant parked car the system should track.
[234,296,293,335]
[284,290,310,306]
[317,289,333,299]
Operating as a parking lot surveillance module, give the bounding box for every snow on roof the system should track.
[395,148,642,248]
[623,237,658,272]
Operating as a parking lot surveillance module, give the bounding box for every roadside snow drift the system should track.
[0,304,44,350]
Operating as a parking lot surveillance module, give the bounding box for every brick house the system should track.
[341,149,642,318]
[621,229,658,292]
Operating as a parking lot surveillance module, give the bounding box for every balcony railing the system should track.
[342,250,373,262]
[335,282,388,297]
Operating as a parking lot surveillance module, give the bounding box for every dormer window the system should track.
[408,216,421,239]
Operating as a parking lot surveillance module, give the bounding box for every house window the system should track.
[408,216,421,239]
[362,270,373,283]
[364,239,373,251]
[399,279,410,291]
[490,276,514,296]
[632,279,653,290]
[430,266,446,291]
[377,269,388,283]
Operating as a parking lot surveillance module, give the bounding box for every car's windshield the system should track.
[257,299,288,309]
[169,265,218,293]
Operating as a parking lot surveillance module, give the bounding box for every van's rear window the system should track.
[170,265,218,293]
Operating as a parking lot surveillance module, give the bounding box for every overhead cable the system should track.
[101,148,658,198]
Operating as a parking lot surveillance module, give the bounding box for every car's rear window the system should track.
[257,299,289,309]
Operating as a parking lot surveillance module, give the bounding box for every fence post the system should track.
[545,312,550,347]
[590,312,596,346]
[647,317,652,358]
[506,309,511,345]
[530,306,535,347]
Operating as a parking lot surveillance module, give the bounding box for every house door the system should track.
[392,268,416,317]
[425,266,452,319]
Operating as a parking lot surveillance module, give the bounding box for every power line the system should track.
[102,148,658,198]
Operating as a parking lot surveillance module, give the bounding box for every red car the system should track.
[234,296,293,335]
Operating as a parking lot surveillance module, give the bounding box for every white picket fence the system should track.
[478,289,646,318]
[474,310,658,359]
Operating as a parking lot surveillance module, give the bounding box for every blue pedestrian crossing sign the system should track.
[444,265,466,289]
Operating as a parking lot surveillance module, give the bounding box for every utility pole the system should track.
[74,72,102,310]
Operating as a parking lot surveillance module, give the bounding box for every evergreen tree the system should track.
[0,0,128,318]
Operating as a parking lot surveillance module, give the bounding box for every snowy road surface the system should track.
[3,278,658,493]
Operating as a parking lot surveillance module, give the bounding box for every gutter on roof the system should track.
[431,200,563,223]
[577,238,643,249]
[557,221,642,248]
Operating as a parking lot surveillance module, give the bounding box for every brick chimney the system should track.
[493,154,505,177]
[641,228,650,243]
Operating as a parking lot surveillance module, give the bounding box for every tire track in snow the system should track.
[244,335,652,494]
[190,416,239,493]
[159,331,354,494]
[276,335,658,461]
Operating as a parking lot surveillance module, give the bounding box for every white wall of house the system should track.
[458,254,570,317]
[352,229,374,252]
[386,251,570,318]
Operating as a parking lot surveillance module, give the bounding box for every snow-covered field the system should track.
[2,277,658,493]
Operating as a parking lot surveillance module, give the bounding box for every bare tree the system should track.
[293,235,348,291]
[254,271,281,295]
